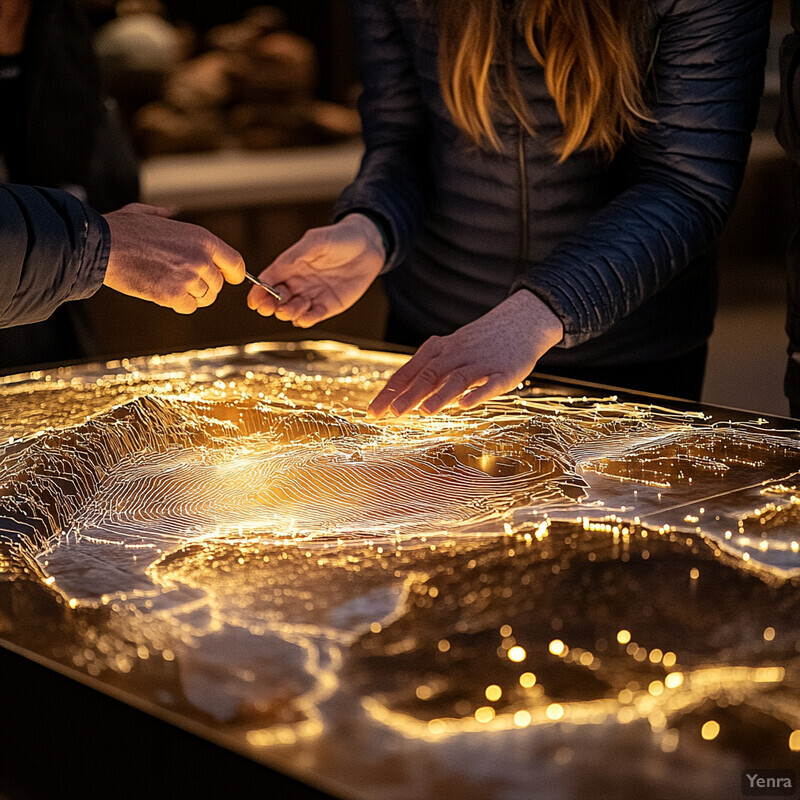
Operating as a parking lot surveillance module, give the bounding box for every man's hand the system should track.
[246,213,386,327]
[367,290,564,418]
[103,204,245,314]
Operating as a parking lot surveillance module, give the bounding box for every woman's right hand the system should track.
[247,213,387,328]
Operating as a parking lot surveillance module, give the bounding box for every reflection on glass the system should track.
[1,340,799,799]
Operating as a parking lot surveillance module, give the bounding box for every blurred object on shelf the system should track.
[96,4,361,156]
[93,0,189,123]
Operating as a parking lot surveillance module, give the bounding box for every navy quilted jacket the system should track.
[0,184,109,328]
[335,0,771,366]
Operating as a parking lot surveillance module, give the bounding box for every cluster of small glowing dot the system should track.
[615,630,677,667]
[582,518,629,535]
[8,348,800,759]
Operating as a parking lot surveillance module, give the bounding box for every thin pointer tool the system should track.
[244,271,282,302]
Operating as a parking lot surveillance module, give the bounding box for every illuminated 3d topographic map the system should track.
[1,340,800,799]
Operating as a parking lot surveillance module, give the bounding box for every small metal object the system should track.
[244,271,282,302]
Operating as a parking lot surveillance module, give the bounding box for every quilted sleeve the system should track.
[0,184,109,328]
[512,0,771,348]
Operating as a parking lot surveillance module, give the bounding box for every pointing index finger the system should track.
[367,357,430,418]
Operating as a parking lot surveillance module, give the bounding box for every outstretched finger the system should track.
[367,337,446,417]
[420,369,486,415]
[248,283,284,316]
[293,301,331,329]
[275,295,312,323]
[387,365,454,417]
[172,294,199,315]
[368,365,426,418]
[367,360,425,418]
[457,375,510,409]
[369,360,450,418]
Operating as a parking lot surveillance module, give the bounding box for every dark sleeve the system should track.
[333,0,428,271]
[0,184,109,328]
[776,29,800,165]
[512,0,770,348]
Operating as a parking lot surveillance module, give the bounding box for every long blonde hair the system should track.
[436,0,649,160]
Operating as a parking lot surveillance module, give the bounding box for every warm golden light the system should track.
[664,672,684,689]
[508,646,527,663]
[513,710,532,728]
[519,672,537,688]
[485,684,502,702]
[2,338,800,794]
[548,639,566,657]
[701,721,720,741]
[661,729,680,753]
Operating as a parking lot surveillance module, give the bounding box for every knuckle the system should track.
[448,368,473,387]
[418,335,442,353]
[417,364,443,386]
[300,228,323,248]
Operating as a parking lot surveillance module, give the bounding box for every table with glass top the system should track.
[1,339,799,800]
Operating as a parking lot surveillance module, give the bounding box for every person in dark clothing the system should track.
[777,0,800,418]
[0,0,138,369]
[247,0,769,416]
[0,186,247,329]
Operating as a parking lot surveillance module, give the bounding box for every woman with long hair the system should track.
[247,0,770,416]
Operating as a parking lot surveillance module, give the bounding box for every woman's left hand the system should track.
[367,290,564,418]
